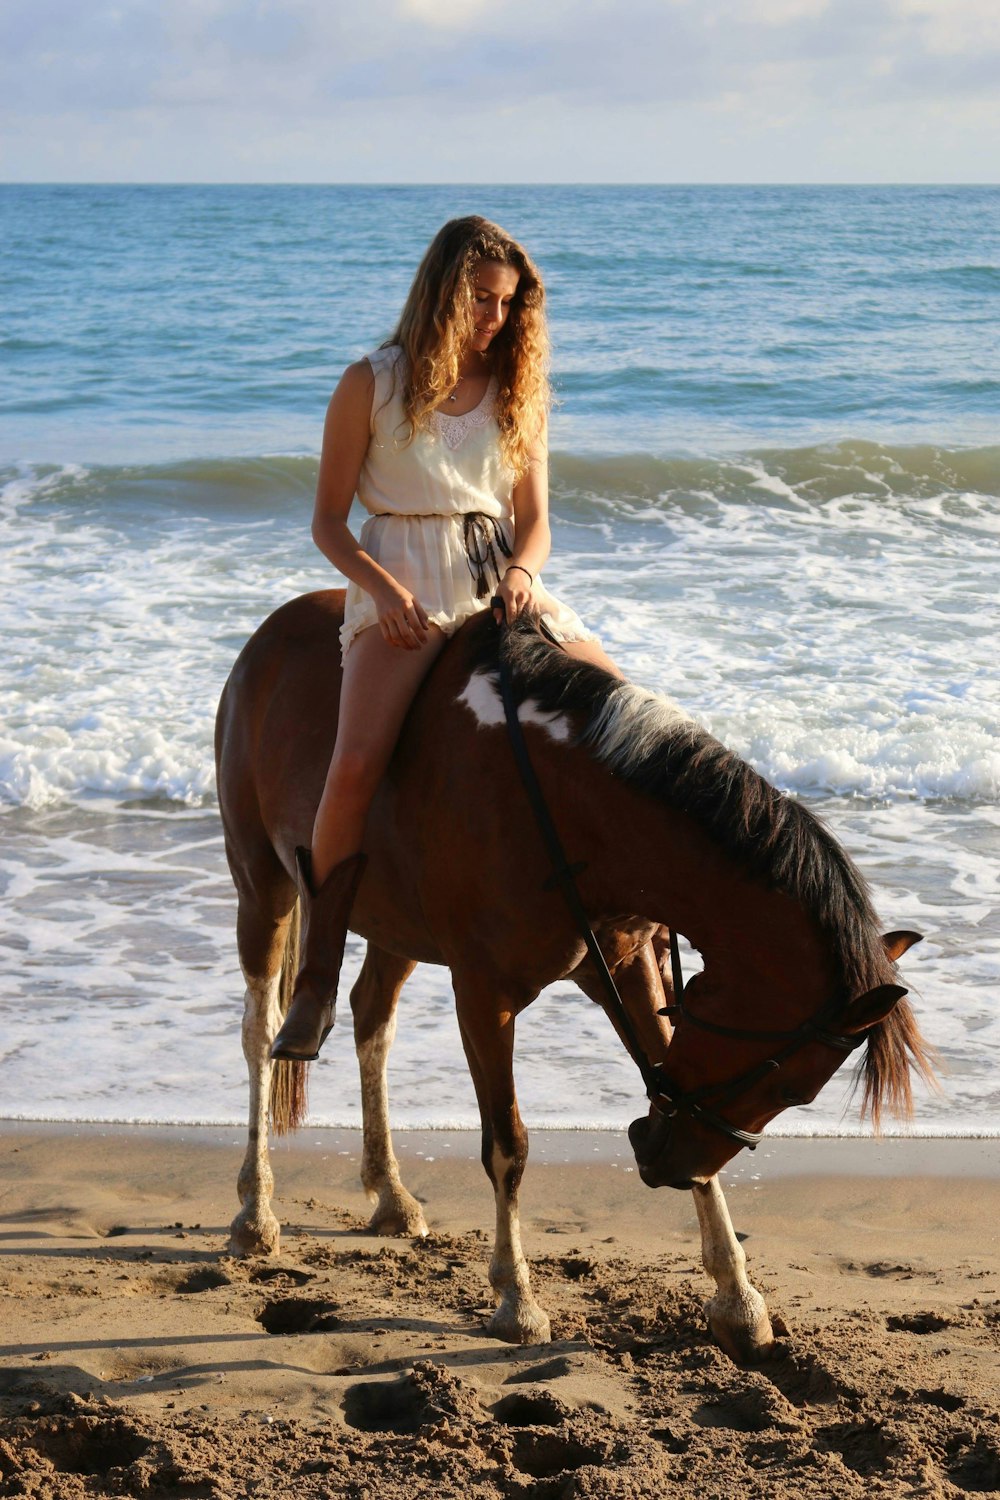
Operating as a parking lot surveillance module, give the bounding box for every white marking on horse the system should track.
[457,672,572,743]
[691,1176,774,1360]
[357,1012,429,1237]
[230,972,283,1256]
[457,673,505,728]
[485,1140,551,1341]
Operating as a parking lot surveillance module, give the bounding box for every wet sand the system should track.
[0,1124,998,1497]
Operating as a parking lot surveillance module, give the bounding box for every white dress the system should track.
[339,345,597,658]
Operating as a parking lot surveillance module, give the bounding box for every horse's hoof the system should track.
[368,1194,429,1239]
[228,1206,281,1258]
[705,1293,775,1365]
[487,1301,552,1345]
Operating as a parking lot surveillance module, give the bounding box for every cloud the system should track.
[4,0,998,114]
[743,0,831,23]
[892,0,1000,54]
[398,0,494,27]
[1,0,997,180]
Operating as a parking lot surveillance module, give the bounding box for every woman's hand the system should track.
[374,581,431,650]
[493,565,534,626]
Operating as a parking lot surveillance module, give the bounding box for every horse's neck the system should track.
[567,751,837,1014]
[398,640,839,1014]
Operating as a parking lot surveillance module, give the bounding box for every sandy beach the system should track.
[0,1124,997,1498]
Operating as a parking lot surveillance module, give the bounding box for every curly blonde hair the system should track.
[386,216,550,478]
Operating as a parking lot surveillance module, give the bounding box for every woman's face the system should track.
[469,259,520,354]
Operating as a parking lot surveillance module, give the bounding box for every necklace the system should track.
[449,355,489,402]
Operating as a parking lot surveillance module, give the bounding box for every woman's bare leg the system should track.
[561,637,625,680]
[270,621,450,1063]
[311,622,449,883]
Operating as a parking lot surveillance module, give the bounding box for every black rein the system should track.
[496,643,867,1155]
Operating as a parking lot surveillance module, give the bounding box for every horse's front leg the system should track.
[692,1175,775,1362]
[454,979,550,1345]
[573,932,673,1067]
[351,944,427,1237]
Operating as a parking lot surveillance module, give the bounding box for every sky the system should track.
[1,0,998,183]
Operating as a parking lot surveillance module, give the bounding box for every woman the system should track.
[271,216,621,1062]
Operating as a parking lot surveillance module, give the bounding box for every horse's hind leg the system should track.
[352,944,427,1238]
[229,871,296,1257]
[692,1176,775,1363]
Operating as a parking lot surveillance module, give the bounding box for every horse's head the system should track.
[628,930,924,1188]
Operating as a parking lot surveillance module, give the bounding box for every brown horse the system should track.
[215,590,933,1360]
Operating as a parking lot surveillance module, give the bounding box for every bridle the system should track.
[496,646,867,1155]
[651,954,867,1148]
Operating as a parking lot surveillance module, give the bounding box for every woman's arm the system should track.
[312,360,430,649]
[494,417,551,626]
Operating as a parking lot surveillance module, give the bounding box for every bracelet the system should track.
[504,564,533,586]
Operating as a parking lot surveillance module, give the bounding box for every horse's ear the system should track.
[844,983,908,1034]
[882,930,923,962]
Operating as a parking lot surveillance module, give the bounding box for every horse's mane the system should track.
[468,614,934,1124]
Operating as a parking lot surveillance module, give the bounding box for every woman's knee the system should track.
[563,638,625,679]
[323,747,382,804]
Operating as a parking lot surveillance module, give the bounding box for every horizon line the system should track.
[2,179,999,190]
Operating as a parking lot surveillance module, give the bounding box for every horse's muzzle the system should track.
[628,1109,696,1190]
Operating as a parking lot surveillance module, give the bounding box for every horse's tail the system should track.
[861,995,939,1129]
[268,898,309,1136]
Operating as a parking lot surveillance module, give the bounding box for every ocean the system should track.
[1,184,997,1137]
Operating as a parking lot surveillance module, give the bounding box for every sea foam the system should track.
[2,448,998,810]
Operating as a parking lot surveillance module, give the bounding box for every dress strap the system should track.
[365,346,404,436]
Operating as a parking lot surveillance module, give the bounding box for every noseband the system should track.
[497,647,867,1155]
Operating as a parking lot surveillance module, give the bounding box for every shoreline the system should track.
[2,1119,998,1177]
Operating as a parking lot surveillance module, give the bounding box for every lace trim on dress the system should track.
[430,378,498,450]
